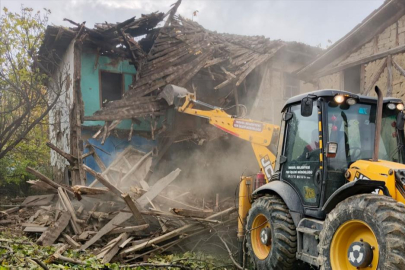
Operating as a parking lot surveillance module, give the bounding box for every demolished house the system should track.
[40,1,320,189]
[297,0,405,99]
[0,1,323,265]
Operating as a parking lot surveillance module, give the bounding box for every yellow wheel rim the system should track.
[330,220,379,270]
[251,214,271,260]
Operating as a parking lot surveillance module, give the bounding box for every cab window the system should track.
[282,103,320,205]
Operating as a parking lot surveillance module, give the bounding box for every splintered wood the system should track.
[19,140,236,265]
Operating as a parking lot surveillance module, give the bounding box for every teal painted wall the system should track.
[81,50,150,130]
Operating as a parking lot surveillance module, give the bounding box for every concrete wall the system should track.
[49,40,75,183]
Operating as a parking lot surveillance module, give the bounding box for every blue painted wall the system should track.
[80,49,150,131]
[79,49,158,184]
[82,130,156,185]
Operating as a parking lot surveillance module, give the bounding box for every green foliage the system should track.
[142,252,233,270]
[0,232,232,270]
[0,6,54,184]
[0,123,50,184]
[0,231,120,269]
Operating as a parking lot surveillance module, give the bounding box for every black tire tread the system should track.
[246,195,297,270]
[319,194,405,270]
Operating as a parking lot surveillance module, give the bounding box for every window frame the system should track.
[99,70,125,108]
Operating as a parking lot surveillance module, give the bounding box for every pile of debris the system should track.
[0,143,237,266]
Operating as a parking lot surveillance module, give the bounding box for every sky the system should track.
[0,0,385,48]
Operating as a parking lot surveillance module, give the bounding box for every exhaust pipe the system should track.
[373,86,383,162]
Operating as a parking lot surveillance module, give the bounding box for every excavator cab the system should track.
[160,84,405,270]
[249,88,405,270]
[276,90,405,214]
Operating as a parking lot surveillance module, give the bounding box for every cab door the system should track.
[281,102,323,207]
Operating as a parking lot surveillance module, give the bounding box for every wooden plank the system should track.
[86,144,107,171]
[102,233,128,264]
[0,220,12,225]
[137,168,181,207]
[107,224,149,235]
[24,226,48,233]
[81,151,94,159]
[171,208,213,218]
[26,167,74,195]
[81,212,132,250]
[120,151,152,184]
[122,193,147,225]
[360,64,366,93]
[143,209,221,224]
[58,188,81,235]
[36,211,70,246]
[46,142,77,165]
[83,165,123,197]
[121,207,236,255]
[89,146,135,188]
[48,244,69,263]
[119,236,134,249]
[393,59,405,77]
[62,233,81,249]
[21,195,55,207]
[3,206,19,214]
[21,223,45,228]
[72,185,109,196]
[316,43,405,79]
[83,111,165,122]
[147,197,167,233]
[387,54,393,96]
[81,169,179,250]
[364,57,387,95]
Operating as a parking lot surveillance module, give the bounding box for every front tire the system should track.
[319,194,405,270]
[246,195,297,270]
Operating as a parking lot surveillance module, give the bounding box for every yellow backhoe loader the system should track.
[160,84,405,270]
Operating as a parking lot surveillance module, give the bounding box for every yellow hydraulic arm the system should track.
[176,92,280,182]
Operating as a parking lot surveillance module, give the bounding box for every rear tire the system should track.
[319,194,405,270]
[246,195,297,270]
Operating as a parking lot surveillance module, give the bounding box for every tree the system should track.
[0,6,70,184]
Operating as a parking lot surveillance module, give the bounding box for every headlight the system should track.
[334,95,344,104]
[387,103,396,110]
[397,104,404,110]
[346,98,357,105]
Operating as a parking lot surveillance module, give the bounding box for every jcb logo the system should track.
[261,155,274,179]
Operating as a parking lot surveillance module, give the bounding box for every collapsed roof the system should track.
[40,0,319,139]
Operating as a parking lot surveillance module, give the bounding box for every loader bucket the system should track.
[159,84,191,106]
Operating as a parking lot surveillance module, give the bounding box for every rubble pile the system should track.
[0,144,237,266]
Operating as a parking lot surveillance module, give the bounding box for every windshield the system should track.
[327,101,402,172]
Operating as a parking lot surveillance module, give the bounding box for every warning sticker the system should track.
[304,186,316,200]
[233,120,263,132]
[285,165,313,180]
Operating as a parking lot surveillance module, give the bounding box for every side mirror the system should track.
[326,142,338,158]
[397,111,404,131]
[301,97,313,117]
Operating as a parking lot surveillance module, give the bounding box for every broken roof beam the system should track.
[26,167,74,195]
[104,96,158,109]
[84,111,165,122]
[46,142,77,165]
